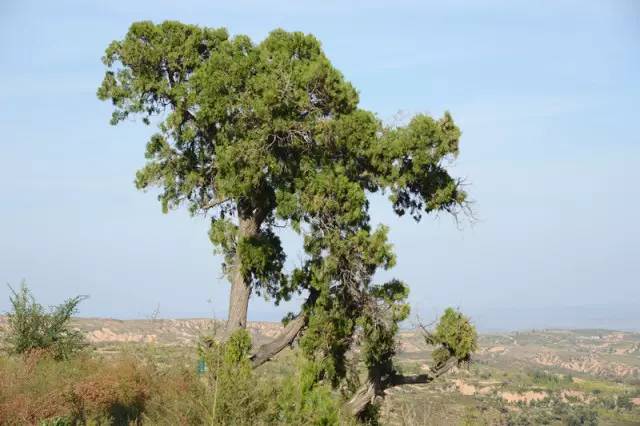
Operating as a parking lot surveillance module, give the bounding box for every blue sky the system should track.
[1,0,638,329]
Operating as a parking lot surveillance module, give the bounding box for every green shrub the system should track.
[0,325,360,425]
[0,353,151,425]
[426,307,478,365]
[4,282,87,360]
[194,330,353,425]
[505,399,599,426]
[272,356,354,425]
[564,405,598,426]
[200,330,271,424]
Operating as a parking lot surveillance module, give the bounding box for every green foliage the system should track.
[98,20,467,304]
[374,112,466,220]
[236,229,288,298]
[194,332,353,425]
[426,308,478,365]
[528,370,572,389]
[198,330,265,424]
[274,356,354,425]
[564,405,598,426]
[208,218,238,269]
[503,397,600,426]
[616,394,633,411]
[98,21,471,421]
[360,280,410,376]
[299,292,356,387]
[4,282,87,361]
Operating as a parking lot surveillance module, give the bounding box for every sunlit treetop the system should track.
[98,20,467,303]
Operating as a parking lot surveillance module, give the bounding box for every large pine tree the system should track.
[98,21,476,417]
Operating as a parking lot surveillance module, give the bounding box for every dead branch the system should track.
[346,356,458,417]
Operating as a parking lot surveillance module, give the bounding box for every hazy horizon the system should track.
[1,0,638,331]
[20,303,635,334]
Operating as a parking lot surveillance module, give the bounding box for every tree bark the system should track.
[345,380,379,417]
[250,290,318,367]
[226,267,252,333]
[226,215,261,335]
[250,313,307,368]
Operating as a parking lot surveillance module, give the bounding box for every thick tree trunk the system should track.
[226,215,261,335]
[226,267,252,332]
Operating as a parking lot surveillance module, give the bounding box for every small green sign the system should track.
[197,357,207,375]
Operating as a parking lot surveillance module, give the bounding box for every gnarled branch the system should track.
[346,356,458,417]
[345,380,378,417]
[249,290,319,368]
[250,312,307,368]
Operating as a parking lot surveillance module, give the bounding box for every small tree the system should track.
[4,282,87,360]
[425,308,478,366]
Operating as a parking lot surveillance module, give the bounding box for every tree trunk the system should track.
[226,267,252,333]
[226,215,261,335]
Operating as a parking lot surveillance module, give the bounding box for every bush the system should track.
[564,405,598,426]
[199,330,271,424]
[0,353,152,425]
[192,330,353,426]
[426,307,478,365]
[272,356,352,425]
[0,328,354,425]
[505,399,599,426]
[4,282,87,360]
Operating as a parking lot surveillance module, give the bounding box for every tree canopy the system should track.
[98,21,473,418]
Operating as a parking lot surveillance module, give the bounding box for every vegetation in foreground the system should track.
[2,284,640,425]
[2,324,640,425]
[0,331,363,425]
[0,284,350,425]
[5,282,87,361]
[0,283,477,424]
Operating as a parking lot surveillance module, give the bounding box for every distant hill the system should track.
[2,315,639,381]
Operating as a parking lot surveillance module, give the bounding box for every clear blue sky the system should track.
[1,0,638,329]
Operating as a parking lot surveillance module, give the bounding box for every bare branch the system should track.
[347,356,458,417]
[345,380,378,417]
[390,356,458,386]
[250,313,307,368]
[202,197,232,213]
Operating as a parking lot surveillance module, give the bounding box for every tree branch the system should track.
[345,380,378,417]
[389,356,457,386]
[249,290,319,368]
[250,312,307,368]
[203,197,231,211]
